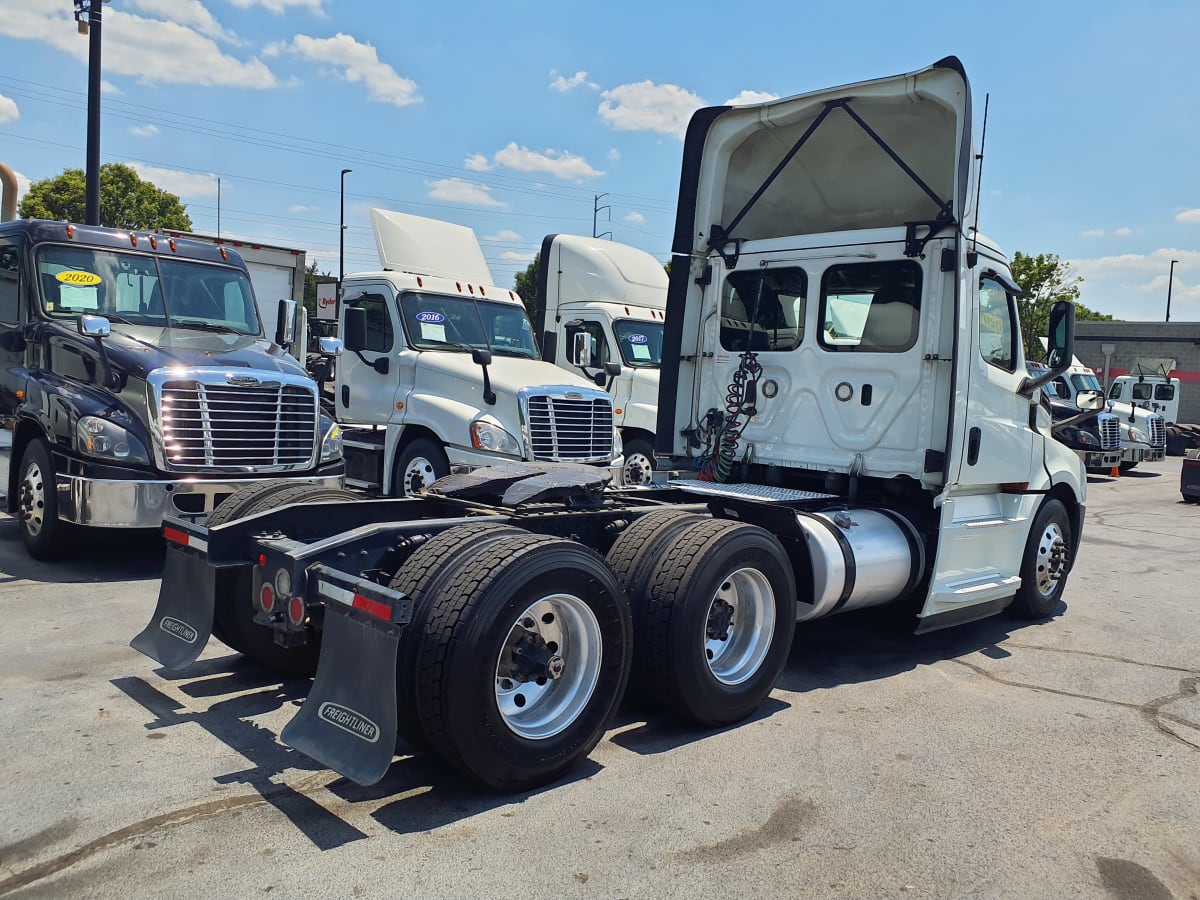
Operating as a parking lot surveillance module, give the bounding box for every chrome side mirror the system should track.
[318,336,343,357]
[78,314,111,338]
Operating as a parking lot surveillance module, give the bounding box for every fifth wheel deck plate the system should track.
[669,480,836,502]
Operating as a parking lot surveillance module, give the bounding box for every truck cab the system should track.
[1108,374,1180,424]
[1048,359,1165,470]
[334,210,622,495]
[536,234,667,485]
[0,219,344,558]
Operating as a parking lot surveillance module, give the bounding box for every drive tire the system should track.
[393,438,450,497]
[413,533,632,791]
[637,519,797,726]
[387,521,530,748]
[17,438,72,561]
[1010,498,1073,620]
[211,485,360,676]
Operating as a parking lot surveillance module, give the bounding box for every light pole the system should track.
[1166,258,1179,322]
[339,168,352,312]
[74,0,109,226]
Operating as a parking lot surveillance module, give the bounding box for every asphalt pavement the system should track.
[0,460,1197,899]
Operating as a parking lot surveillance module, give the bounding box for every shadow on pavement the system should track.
[0,516,165,584]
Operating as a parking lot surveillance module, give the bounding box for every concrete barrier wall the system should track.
[1073,322,1200,423]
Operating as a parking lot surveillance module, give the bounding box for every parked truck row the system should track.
[130,58,1108,792]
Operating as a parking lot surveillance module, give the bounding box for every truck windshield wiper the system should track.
[173,321,243,334]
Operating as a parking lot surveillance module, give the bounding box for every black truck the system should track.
[0,219,346,559]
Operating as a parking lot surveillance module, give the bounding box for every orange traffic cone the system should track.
[1109,465,1120,477]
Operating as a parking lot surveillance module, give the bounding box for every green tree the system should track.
[302,259,335,318]
[513,253,541,323]
[1010,251,1111,361]
[18,163,193,231]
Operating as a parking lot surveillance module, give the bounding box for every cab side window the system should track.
[350,292,393,353]
[1109,382,1124,400]
[0,245,20,324]
[978,276,1017,372]
[565,320,609,364]
[1051,377,1071,400]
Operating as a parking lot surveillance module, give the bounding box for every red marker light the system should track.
[288,596,305,626]
[260,583,275,613]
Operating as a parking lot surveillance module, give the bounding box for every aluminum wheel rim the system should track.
[402,456,438,495]
[705,567,776,686]
[623,451,655,486]
[494,593,602,741]
[1034,521,1068,597]
[19,458,46,537]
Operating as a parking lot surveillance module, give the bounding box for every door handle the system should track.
[341,385,350,408]
[967,427,981,466]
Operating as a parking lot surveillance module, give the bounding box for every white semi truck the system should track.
[330,209,622,495]
[133,57,1100,793]
[535,234,667,485]
[1049,357,1165,470]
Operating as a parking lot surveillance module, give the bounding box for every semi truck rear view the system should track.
[131,57,1099,792]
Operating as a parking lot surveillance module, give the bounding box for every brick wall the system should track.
[1074,321,1200,423]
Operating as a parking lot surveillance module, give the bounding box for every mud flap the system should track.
[130,544,217,670]
[281,568,411,786]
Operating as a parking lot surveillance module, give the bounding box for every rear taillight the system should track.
[260,583,275,613]
[288,596,306,627]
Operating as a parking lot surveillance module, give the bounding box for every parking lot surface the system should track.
[0,458,1197,899]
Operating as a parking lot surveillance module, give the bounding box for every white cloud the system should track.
[0,93,18,124]
[129,124,160,138]
[229,0,325,13]
[426,178,504,208]
[288,204,319,214]
[1113,227,1132,236]
[598,81,704,138]
[1080,229,1105,238]
[290,33,420,106]
[501,250,537,263]
[1175,209,1200,224]
[123,0,237,43]
[1071,249,1200,319]
[724,89,779,106]
[549,70,597,93]
[469,142,603,181]
[128,162,219,199]
[100,80,122,95]
[0,4,278,89]
[607,148,620,162]
[484,230,523,242]
[624,211,645,224]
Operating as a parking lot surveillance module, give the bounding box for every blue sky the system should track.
[1,0,1197,321]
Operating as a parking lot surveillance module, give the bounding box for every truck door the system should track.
[336,284,406,425]
[562,318,617,399]
[951,271,1035,486]
[0,240,25,416]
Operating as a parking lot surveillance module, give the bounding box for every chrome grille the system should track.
[524,393,614,462]
[1148,414,1165,448]
[1097,413,1120,451]
[155,375,317,471]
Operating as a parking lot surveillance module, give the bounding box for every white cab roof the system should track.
[370,208,494,284]
[549,235,667,311]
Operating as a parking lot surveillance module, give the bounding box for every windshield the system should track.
[612,319,664,368]
[1070,372,1102,393]
[398,293,538,358]
[36,244,261,335]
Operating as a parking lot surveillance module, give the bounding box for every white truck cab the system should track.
[1048,358,1165,470]
[1108,374,1180,424]
[536,234,667,485]
[334,210,621,494]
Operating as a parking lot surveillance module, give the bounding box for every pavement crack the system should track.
[0,775,335,896]
[1003,642,1200,675]
[948,660,1200,754]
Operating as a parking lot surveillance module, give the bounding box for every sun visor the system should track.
[370,208,494,284]
[551,235,668,310]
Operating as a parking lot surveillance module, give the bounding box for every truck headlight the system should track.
[76,415,150,464]
[1076,429,1098,447]
[320,420,343,462]
[470,419,521,455]
[1127,426,1148,443]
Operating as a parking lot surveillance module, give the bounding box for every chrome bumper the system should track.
[56,472,346,528]
[1146,447,1166,463]
[1081,450,1121,469]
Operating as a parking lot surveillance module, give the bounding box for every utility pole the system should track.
[593,193,611,240]
[217,177,221,238]
[75,0,108,226]
[1166,258,1179,322]
[339,168,352,313]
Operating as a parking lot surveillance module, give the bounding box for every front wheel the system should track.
[621,437,656,486]
[17,438,72,560]
[393,438,449,496]
[1010,498,1073,619]
[413,533,632,790]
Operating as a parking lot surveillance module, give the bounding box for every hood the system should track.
[370,208,493,284]
[96,324,308,380]
[673,57,972,255]
[417,350,604,399]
